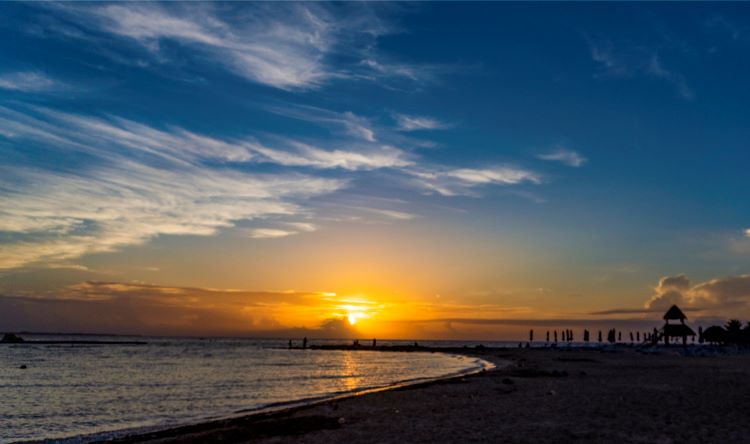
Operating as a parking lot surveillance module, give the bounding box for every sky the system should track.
[1,2,749,340]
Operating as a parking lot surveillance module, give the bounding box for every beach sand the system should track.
[104,347,750,444]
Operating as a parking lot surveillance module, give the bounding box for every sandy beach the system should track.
[98,347,750,444]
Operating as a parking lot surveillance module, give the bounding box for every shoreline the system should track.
[79,345,750,443]
[32,349,494,444]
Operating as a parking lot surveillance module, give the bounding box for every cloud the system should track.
[0,71,61,92]
[247,228,298,239]
[0,106,346,269]
[249,140,412,171]
[590,42,630,77]
[0,280,365,336]
[646,54,694,100]
[589,41,694,100]
[265,105,377,142]
[0,103,547,268]
[60,3,340,90]
[393,114,450,131]
[645,273,750,315]
[536,148,587,167]
[357,207,417,221]
[359,59,420,81]
[409,166,540,196]
[246,222,318,239]
[39,3,429,91]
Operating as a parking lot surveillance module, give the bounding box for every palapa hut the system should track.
[662,304,695,346]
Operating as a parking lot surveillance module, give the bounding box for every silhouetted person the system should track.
[618,331,622,342]
[529,329,534,342]
[554,330,558,343]
[598,330,602,343]
[303,337,308,349]
[637,331,640,342]
[288,339,292,349]
[583,329,590,342]
[372,338,377,347]
[698,326,704,344]
[629,332,634,342]
[546,331,550,342]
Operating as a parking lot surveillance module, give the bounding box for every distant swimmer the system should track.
[303,337,308,349]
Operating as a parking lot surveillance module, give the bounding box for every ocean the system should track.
[0,335,488,443]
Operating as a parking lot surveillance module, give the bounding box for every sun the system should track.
[347,313,358,325]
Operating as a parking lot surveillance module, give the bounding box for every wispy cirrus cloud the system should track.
[0,162,339,269]
[0,106,348,269]
[0,71,62,92]
[55,3,340,90]
[646,54,694,100]
[393,113,451,131]
[37,3,435,91]
[246,222,318,239]
[536,148,587,167]
[247,228,299,239]
[265,104,377,142]
[249,139,412,171]
[409,166,541,197]
[589,40,694,100]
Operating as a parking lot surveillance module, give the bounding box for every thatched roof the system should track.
[664,323,695,337]
[663,304,687,320]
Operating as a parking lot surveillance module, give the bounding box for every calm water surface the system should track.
[0,336,486,443]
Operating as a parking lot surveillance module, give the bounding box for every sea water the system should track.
[0,336,485,443]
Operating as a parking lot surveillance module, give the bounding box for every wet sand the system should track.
[102,347,750,444]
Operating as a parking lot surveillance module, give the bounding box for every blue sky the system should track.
[0,2,749,337]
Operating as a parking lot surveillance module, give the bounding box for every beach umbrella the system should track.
[702,326,726,345]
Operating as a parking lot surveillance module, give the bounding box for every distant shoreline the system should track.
[1,340,148,346]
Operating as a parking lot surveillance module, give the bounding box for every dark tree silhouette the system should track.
[726,319,742,344]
